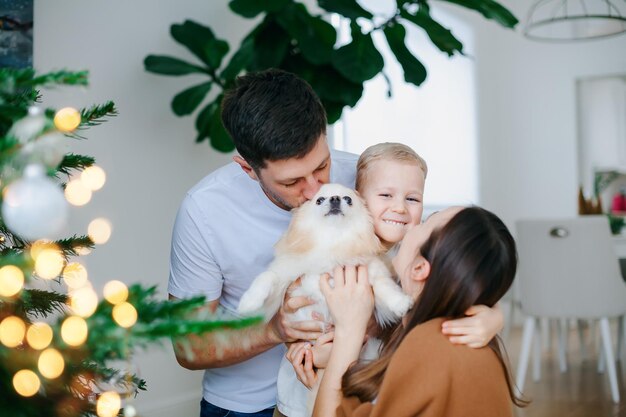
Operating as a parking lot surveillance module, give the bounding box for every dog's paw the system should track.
[237,272,276,315]
[388,292,413,318]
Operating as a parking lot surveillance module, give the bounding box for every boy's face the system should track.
[252,136,331,210]
[360,159,425,248]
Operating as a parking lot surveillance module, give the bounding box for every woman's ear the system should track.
[233,155,259,181]
[410,256,431,283]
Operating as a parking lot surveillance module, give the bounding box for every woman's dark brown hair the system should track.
[342,206,528,407]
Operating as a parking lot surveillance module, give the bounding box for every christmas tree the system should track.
[0,68,260,417]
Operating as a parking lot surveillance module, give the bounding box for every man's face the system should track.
[257,137,331,210]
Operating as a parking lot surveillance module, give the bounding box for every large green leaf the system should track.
[209,97,235,152]
[251,19,291,70]
[276,4,336,65]
[318,0,373,19]
[309,65,363,108]
[383,23,427,87]
[170,20,229,69]
[229,0,290,18]
[194,101,218,143]
[321,99,345,124]
[439,0,518,28]
[144,55,207,76]
[171,81,213,116]
[220,37,255,81]
[400,8,463,57]
[331,26,384,83]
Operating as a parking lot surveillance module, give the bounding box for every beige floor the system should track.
[505,321,626,417]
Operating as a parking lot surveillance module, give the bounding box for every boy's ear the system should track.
[410,256,431,283]
[233,155,259,181]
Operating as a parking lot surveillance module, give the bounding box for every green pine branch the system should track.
[57,153,95,177]
[55,235,95,258]
[14,289,68,319]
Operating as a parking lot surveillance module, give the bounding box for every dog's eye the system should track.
[343,196,352,206]
[316,197,325,205]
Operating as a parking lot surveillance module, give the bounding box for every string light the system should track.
[103,280,128,305]
[97,391,121,417]
[34,248,65,279]
[30,240,57,260]
[61,316,88,347]
[65,179,92,206]
[74,246,92,256]
[0,265,24,297]
[0,316,26,347]
[81,165,106,191]
[62,262,89,289]
[26,322,53,350]
[112,302,137,328]
[88,218,112,245]
[69,286,98,318]
[54,107,81,132]
[13,370,40,397]
[38,348,65,379]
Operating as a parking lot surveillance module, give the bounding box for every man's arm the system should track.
[170,290,325,370]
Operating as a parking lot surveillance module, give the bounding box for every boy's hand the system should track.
[287,342,318,389]
[441,303,504,348]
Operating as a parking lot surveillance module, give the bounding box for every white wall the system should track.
[34,0,626,414]
[468,0,626,228]
[34,1,255,415]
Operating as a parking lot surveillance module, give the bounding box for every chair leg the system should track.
[598,345,606,373]
[533,322,542,381]
[516,317,535,393]
[599,318,620,403]
[558,318,568,372]
[577,319,587,360]
[617,315,624,362]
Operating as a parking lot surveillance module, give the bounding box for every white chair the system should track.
[515,216,626,403]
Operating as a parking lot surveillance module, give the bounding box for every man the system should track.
[168,69,357,416]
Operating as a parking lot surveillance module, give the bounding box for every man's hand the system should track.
[268,278,326,343]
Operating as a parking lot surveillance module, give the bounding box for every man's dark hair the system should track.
[221,68,327,171]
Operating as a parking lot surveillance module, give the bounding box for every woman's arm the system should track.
[313,265,374,417]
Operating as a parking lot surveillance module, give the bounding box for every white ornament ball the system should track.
[2,165,68,241]
[124,405,137,417]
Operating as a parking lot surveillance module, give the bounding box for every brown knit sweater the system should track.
[337,318,514,417]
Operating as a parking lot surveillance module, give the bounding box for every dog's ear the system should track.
[275,205,314,255]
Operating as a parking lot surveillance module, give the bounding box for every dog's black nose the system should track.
[329,195,341,206]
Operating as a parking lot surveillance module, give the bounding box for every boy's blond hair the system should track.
[355,142,428,193]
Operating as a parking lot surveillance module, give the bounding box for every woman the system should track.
[293,206,526,417]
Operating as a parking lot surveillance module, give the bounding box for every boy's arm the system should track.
[441,303,504,348]
[170,292,324,370]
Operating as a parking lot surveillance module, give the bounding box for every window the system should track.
[331,5,477,213]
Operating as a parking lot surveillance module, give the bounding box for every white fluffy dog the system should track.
[237,183,412,325]
[237,183,412,417]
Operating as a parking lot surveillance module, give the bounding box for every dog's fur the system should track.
[237,183,413,326]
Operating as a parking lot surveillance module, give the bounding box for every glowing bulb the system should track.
[13,370,40,397]
[69,286,98,317]
[38,348,65,379]
[74,246,92,256]
[62,262,88,289]
[97,391,121,417]
[0,265,24,296]
[54,107,81,132]
[34,248,65,279]
[0,316,26,347]
[81,165,106,191]
[88,218,112,245]
[30,240,57,260]
[26,322,53,350]
[112,302,137,328]
[65,179,92,206]
[61,316,88,346]
[103,280,128,305]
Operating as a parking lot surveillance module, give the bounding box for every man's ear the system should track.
[410,256,431,284]
[233,155,259,181]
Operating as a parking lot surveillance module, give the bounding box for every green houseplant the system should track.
[145,0,518,152]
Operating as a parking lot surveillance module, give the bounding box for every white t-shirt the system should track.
[168,150,357,413]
